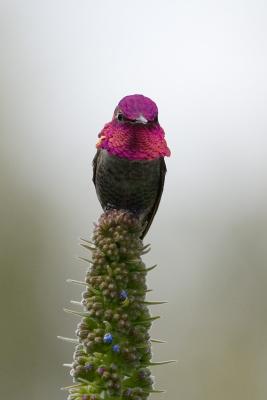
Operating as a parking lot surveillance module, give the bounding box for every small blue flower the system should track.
[97,366,105,375]
[119,290,128,301]
[112,344,120,353]
[84,363,93,371]
[103,333,113,344]
[124,388,132,397]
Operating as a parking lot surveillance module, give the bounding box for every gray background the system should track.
[0,1,267,399]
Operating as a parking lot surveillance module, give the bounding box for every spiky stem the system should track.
[61,210,170,400]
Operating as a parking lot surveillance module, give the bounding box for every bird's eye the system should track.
[117,113,124,121]
[153,115,158,123]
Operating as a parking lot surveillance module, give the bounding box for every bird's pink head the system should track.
[96,94,171,160]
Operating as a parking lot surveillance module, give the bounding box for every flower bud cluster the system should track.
[68,210,155,399]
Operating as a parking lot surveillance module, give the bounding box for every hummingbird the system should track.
[93,94,170,238]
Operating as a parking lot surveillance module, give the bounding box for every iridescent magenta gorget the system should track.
[96,94,170,161]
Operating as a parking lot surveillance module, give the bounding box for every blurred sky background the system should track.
[0,1,267,399]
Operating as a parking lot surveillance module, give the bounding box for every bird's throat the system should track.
[96,121,170,161]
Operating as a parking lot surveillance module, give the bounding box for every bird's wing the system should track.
[92,149,100,186]
[141,157,167,239]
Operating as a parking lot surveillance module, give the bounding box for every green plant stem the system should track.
[62,210,166,400]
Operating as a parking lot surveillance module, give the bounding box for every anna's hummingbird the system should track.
[93,94,170,238]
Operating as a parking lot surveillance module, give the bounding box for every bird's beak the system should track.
[135,115,148,124]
